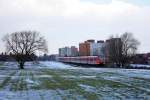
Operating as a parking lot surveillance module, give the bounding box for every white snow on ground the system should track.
[77,67,150,79]
[39,61,73,69]
[0,90,62,100]
[2,61,150,80]
[116,69,150,79]
[25,78,39,85]
[38,61,150,79]
[79,84,96,93]
[131,64,150,68]
[0,61,150,100]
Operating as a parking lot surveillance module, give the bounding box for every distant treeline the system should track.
[0,53,56,61]
[0,53,36,61]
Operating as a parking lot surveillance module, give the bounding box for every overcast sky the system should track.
[0,0,150,54]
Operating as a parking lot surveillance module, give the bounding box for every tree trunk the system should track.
[19,62,25,69]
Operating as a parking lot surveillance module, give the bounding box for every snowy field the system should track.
[0,61,150,100]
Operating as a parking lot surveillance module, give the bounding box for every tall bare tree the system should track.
[3,31,48,69]
[121,32,140,66]
[106,32,140,67]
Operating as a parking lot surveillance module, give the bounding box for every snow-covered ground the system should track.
[0,61,150,100]
[39,61,73,69]
[130,64,150,68]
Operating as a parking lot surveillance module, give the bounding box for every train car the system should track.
[57,56,104,65]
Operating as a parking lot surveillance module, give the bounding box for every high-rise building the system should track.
[79,41,90,56]
[71,46,78,56]
[59,48,65,57]
[90,40,105,57]
[59,46,78,57]
[105,38,122,63]
[59,47,71,57]
[79,40,105,57]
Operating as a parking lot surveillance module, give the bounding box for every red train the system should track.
[58,56,104,65]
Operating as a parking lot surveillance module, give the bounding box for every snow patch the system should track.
[79,84,96,93]
[130,64,150,68]
[39,61,73,69]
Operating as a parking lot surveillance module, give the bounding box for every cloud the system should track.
[0,0,150,53]
[0,0,141,17]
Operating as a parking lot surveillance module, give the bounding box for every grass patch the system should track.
[40,76,78,90]
[0,71,16,89]
[10,70,28,91]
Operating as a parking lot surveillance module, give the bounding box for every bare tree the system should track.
[3,31,48,69]
[121,32,140,66]
[106,32,140,67]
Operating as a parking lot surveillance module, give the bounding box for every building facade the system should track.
[59,46,78,57]
[90,40,105,57]
[105,38,122,63]
[59,47,71,57]
[71,46,79,56]
[79,40,105,57]
[79,41,91,56]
